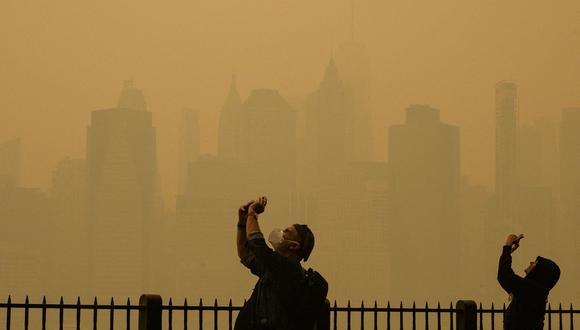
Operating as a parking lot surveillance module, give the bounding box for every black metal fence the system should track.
[0,295,577,330]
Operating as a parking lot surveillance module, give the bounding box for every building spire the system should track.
[117,78,147,111]
[323,55,339,83]
[223,72,241,111]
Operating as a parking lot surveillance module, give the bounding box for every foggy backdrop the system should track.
[1,0,579,310]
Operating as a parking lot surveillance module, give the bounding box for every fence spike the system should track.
[361,300,364,308]
[214,298,218,307]
[43,296,47,304]
[94,297,98,305]
[348,300,351,307]
[199,298,203,306]
[184,298,188,306]
[387,301,390,309]
[570,304,574,330]
[334,300,338,308]
[374,301,378,308]
[78,297,81,305]
[413,301,416,308]
[127,297,131,305]
[61,296,64,304]
[169,297,173,305]
[25,295,29,304]
[229,299,232,307]
[7,295,11,303]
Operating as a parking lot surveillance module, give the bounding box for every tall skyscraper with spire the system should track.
[238,89,297,224]
[218,74,242,160]
[495,81,519,225]
[86,81,160,299]
[178,109,200,194]
[303,56,354,189]
[335,40,372,161]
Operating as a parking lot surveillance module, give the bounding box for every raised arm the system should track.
[236,201,253,260]
[497,234,535,296]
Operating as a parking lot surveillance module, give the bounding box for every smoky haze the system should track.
[1,0,579,315]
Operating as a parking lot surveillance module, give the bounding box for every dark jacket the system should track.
[235,232,305,330]
[497,246,560,330]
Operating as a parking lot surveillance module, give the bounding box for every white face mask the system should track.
[268,228,299,251]
[268,228,285,250]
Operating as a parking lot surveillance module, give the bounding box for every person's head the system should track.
[525,256,561,291]
[268,224,315,262]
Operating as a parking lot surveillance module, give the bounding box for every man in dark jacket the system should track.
[498,234,561,330]
[235,197,318,330]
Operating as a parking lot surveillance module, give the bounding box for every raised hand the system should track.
[238,200,254,224]
[249,196,268,215]
[505,234,524,253]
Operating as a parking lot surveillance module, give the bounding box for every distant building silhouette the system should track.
[517,121,557,254]
[49,157,88,298]
[303,56,354,190]
[238,89,297,224]
[0,138,21,188]
[0,185,50,298]
[175,155,250,299]
[86,81,161,299]
[117,79,147,112]
[559,107,580,299]
[335,41,372,161]
[388,105,460,301]
[178,109,200,194]
[218,74,242,160]
[495,81,519,225]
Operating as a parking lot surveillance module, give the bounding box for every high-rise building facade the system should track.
[303,57,354,189]
[495,81,519,225]
[0,138,21,188]
[388,105,460,301]
[238,89,297,224]
[86,82,160,299]
[335,41,372,161]
[218,74,242,160]
[178,109,200,194]
[559,107,580,300]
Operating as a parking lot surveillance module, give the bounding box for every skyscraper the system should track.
[0,138,21,188]
[559,107,580,299]
[218,74,242,160]
[303,56,354,189]
[495,81,519,225]
[178,109,200,194]
[238,89,297,224]
[388,105,460,301]
[49,157,88,297]
[86,81,160,299]
[335,41,372,161]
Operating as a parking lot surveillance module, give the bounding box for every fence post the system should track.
[315,299,331,330]
[139,294,162,330]
[456,300,477,330]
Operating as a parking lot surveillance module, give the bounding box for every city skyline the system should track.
[1,0,579,315]
[3,0,580,202]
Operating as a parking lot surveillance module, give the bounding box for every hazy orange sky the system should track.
[2,0,580,207]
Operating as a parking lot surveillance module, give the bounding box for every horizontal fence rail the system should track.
[0,296,577,330]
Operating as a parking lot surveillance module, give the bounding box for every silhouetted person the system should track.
[498,234,560,330]
[234,197,327,330]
